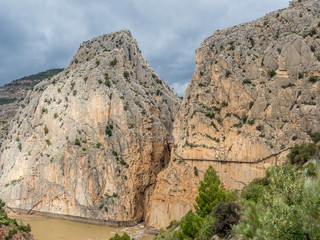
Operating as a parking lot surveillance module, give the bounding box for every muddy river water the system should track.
[18,216,154,240]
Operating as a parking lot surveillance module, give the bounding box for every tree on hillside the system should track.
[194,165,227,217]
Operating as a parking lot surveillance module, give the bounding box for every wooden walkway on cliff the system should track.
[172,147,293,165]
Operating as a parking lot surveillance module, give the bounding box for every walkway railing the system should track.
[172,147,292,165]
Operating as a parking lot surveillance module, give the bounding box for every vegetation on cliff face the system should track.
[155,136,320,239]
[0,199,33,240]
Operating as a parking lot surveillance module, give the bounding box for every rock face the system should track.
[147,0,320,228]
[0,30,180,224]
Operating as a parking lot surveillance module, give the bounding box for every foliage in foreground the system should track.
[236,135,320,239]
[236,162,320,239]
[0,199,31,239]
[109,232,134,240]
[155,166,239,240]
[155,139,320,240]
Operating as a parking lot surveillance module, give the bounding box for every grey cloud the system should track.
[0,0,289,96]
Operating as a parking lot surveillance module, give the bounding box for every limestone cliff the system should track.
[147,0,320,228]
[0,30,180,224]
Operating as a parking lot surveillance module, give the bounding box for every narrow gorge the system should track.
[0,0,320,232]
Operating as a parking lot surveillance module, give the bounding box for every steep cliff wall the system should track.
[147,0,320,228]
[0,30,180,224]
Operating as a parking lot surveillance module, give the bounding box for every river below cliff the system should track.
[16,216,153,240]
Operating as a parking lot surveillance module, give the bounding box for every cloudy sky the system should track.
[0,0,289,96]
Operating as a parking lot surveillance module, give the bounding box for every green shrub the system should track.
[305,28,316,37]
[104,74,111,87]
[212,202,240,237]
[298,73,304,79]
[197,215,215,240]
[180,210,203,239]
[249,36,255,47]
[44,126,49,135]
[109,233,132,240]
[18,223,31,232]
[241,177,269,203]
[310,132,320,143]
[5,229,17,240]
[156,90,162,96]
[110,58,117,67]
[221,101,228,107]
[287,143,316,167]
[256,125,263,131]
[74,138,81,146]
[95,60,100,66]
[194,166,198,176]
[105,125,113,136]
[225,70,232,78]
[123,71,129,79]
[205,112,215,119]
[303,162,316,177]
[268,70,276,78]
[96,142,102,148]
[243,79,252,85]
[248,119,255,125]
[166,220,179,230]
[120,159,129,167]
[309,76,319,83]
[234,201,263,239]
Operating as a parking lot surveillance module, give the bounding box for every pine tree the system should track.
[194,165,227,217]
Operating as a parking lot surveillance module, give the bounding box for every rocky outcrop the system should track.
[0,30,180,224]
[147,0,320,228]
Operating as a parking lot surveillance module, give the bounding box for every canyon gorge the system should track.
[0,0,320,231]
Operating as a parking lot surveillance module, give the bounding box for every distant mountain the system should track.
[0,68,63,140]
[3,68,64,88]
